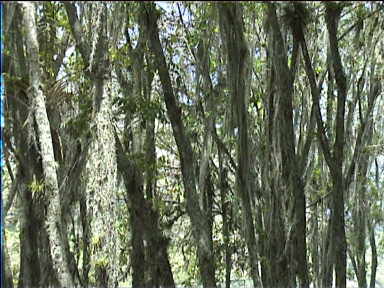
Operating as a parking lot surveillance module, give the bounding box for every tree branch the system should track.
[63,2,90,70]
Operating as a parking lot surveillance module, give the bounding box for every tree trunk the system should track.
[218,4,261,287]
[114,19,175,286]
[79,194,91,287]
[218,150,232,288]
[115,137,175,288]
[141,4,217,287]
[321,217,334,288]
[368,220,377,288]
[298,4,347,287]
[128,168,146,288]
[261,26,282,288]
[265,5,309,287]
[325,5,347,288]
[3,232,14,288]
[18,182,41,287]
[64,4,119,286]
[196,36,216,288]
[6,14,44,286]
[84,80,118,287]
[20,3,73,286]
[351,157,370,288]
[311,204,320,288]
[38,219,59,287]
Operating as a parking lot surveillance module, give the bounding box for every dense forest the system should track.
[2,2,384,288]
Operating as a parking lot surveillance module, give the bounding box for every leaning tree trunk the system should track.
[141,3,217,287]
[298,4,349,287]
[20,2,73,287]
[114,17,176,285]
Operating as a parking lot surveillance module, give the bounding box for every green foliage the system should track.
[65,111,91,139]
[5,2,384,287]
[113,94,164,123]
[94,256,109,268]
[28,178,45,194]
[57,7,71,30]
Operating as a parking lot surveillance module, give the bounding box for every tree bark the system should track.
[3,231,14,288]
[20,2,73,287]
[218,149,232,288]
[114,20,176,286]
[65,4,119,286]
[219,4,261,287]
[115,135,175,288]
[141,3,217,287]
[369,159,380,288]
[79,193,90,287]
[265,5,309,287]
[3,237,14,288]
[6,12,44,286]
[298,4,348,287]
[325,5,347,288]
[351,141,372,288]
[368,220,377,288]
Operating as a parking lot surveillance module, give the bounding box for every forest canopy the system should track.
[2,2,384,288]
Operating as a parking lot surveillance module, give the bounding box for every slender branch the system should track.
[338,6,383,41]
[297,21,335,174]
[4,160,18,218]
[306,190,332,209]
[212,128,237,173]
[63,2,90,71]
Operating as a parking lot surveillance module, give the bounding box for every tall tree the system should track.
[64,3,119,286]
[141,3,217,287]
[20,2,72,287]
[114,6,176,284]
[3,3,384,288]
[218,3,262,287]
